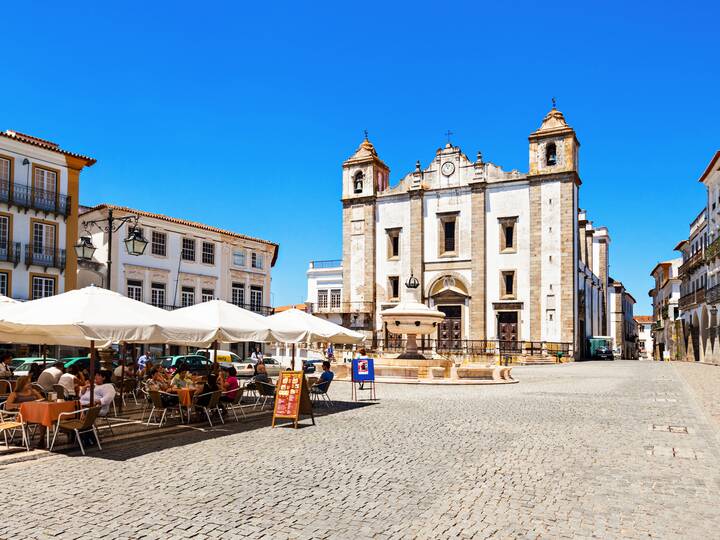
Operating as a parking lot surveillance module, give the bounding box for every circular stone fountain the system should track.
[381,300,446,359]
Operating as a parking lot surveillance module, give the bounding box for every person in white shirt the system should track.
[0,354,12,378]
[79,371,116,416]
[57,365,81,398]
[37,364,63,391]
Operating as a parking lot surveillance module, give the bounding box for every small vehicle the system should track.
[12,358,60,378]
[302,358,324,374]
[9,358,28,372]
[159,355,213,375]
[195,350,243,364]
[228,357,283,378]
[594,346,614,360]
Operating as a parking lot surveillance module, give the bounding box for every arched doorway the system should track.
[691,312,701,362]
[428,275,469,350]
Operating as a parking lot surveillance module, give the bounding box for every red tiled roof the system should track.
[1,130,96,166]
[80,204,279,266]
[273,304,307,313]
[698,151,720,183]
[634,315,653,324]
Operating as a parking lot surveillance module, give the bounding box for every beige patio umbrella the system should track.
[266,308,365,369]
[0,286,216,402]
[171,300,272,344]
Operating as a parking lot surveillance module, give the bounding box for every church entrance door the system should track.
[498,312,520,353]
[437,305,462,350]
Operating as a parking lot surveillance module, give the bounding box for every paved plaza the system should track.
[2,361,720,539]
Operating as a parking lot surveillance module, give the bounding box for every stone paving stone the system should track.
[1,361,720,539]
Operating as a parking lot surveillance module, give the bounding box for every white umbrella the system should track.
[0,285,215,346]
[170,299,272,343]
[0,295,18,304]
[266,308,365,369]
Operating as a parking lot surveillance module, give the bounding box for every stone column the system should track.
[409,190,424,303]
[529,180,543,341]
[470,184,486,339]
[559,179,577,352]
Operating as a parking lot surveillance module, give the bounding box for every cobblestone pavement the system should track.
[2,361,720,539]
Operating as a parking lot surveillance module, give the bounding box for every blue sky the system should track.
[2,1,718,312]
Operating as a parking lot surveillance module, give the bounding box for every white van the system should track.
[194,350,242,364]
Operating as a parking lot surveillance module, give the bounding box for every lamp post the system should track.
[75,208,148,289]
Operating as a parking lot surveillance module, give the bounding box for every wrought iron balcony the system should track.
[706,236,720,263]
[678,288,705,311]
[679,250,704,277]
[0,242,21,266]
[307,301,374,315]
[0,181,70,217]
[24,245,66,271]
[707,283,720,304]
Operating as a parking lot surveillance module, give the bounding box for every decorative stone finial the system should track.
[476,151,483,163]
[415,160,421,172]
[552,97,557,109]
[364,129,369,141]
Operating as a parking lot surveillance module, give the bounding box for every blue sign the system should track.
[352,357,375,382]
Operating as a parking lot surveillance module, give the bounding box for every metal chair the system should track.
[145,390,183,428]
[310,379,334,408]
[0,379,13,394]
[53,384,70,399]
[0,402,29,451]
[195,390,224,427]
[115,378,138,406]
[222,388,246,421]
[254,380,276,411]
[31,383,47,398]
[49,406,102,456]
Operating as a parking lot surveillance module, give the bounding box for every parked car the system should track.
[594,346,614,360]
[302,358,324,374]
[9,358,28,373]
[223,357,284,378]
[194,350,243,364]
[159,355,213,375]
[12,358,61,378]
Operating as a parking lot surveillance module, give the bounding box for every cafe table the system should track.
[175,387,195,423]
[19,399,78,448]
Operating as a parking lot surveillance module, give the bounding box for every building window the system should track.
[151,231,166,256]
[233,250,246,267]
[0,157,10,188]
[127,280,143,301]
[501,270,516,299]
[499,217,518,253]
[546,142,557,166]
[33,166,57,194]
[438,214,458,256]
[318,289,328,309]
[251,252,263,269]
[353,171,364,194]
[0,271,9,297]
[181,238,195,261]
[250,286,263,311]
[32,275,55,299]
[201,288,214,302]
[389,276,400,300]
[151,283,166,307]
[330,289,341,308]
[231,283,245,306]
[0,215,9,250]
[202,242,215,265]
[181,286,195,307]
[387,229,400,259]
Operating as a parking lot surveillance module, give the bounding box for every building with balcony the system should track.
[305,106,633,360]
[0,129,95,300]
[77,204,278,357]
[649,259,681,360]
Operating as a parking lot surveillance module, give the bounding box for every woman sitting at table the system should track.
[221,366,240,403]
[195,373,220,408]
[170,364,194,388]
[4,376,43,411]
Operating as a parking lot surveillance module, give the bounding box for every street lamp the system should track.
[77,208,148,289]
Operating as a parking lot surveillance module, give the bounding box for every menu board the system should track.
[272,371,315,428]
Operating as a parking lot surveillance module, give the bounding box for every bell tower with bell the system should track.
[528,98,580,177]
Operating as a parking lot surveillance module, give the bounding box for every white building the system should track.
[77,204,278,356]
[0,129,94,300]
[308,106,629,360]
[649,259,682,360]
[634,316,654,359]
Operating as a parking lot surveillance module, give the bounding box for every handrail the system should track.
[0,181,70,216]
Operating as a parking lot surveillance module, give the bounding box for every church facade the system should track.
[312,107,616,359]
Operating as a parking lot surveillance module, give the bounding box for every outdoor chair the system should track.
[254,380,276,411]
[310,379,334,408]
[115,378,138,407]
[195,390,224,427]
[0,379,13,395]
[222,388,246,421]
[145,390,183,428]
[31,383,47,398]
[0,402,29,451]
[53,384,70,400]
[49,406,102,456]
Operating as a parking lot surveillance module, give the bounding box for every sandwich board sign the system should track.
[271,371,315,428]
[351,357,377,401]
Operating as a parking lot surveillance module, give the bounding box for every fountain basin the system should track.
[381,301,445,359]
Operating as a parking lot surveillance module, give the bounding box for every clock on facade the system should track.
[441,161,455,176]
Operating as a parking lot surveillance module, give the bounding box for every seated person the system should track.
[196,373,220,407]
[4,376,43,411]
[221,366,240,402]
[28,363,42,382]
[37,363,64,392]
[78,371,116,416]
[0,353,13,378]
[170,365,194,389]
[112,362,135,382]
[253,363,275,394]
[311,361,334,394]
[58,365,82,398]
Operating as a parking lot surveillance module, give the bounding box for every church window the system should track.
[388,276,400,300]
[546,142,557,166]
[438,213,459,257]
[501,270,516,299]
[353,171,364,194]
[387,229,400,259]
[499,217,518,253]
